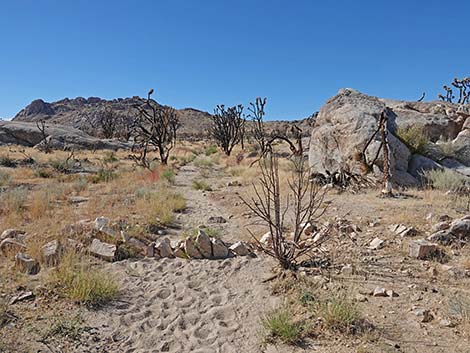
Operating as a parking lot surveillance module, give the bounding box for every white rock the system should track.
[41,240,63,266]
[89,238,116,262]
[372,287,387,297]
[229,241,251,256]
[94,216,110,230]
[409,239,438,260]
[260,232,273,246]
[369,237,384,250]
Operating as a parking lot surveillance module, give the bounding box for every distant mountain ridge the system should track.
[13,96,312,138]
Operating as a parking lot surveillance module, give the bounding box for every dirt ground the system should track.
[1,144,469,353]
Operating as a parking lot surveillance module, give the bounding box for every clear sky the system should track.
[0,0,469,120]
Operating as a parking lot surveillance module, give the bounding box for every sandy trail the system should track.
[82,163,278,353]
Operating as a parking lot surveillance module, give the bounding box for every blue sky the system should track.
[0,0,468,120]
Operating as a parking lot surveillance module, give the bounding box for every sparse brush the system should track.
[161,168,176,185]
[135,186,186,225]
[194,158,213,169]
[395,125,430,155]
[28,188,54,220]
[262,307,303,345]
[44,314,83,342]
[422,169,468,191]
[89,168,117,183]
[192,180,212,191]
[49,251,118,307]
[33,167,54,178]
[50,158,72,173]
[448,294,470,323]
[73,177,89,193]
[204,145,218,156]
[102,151,118,164]
[1,187,28,215]
[0,155,16,168]
[0,170,12,187]
[315,293,360,333]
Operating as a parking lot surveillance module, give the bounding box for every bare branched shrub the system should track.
[132,89,180,166]
[241,151,327,270]
[211,104,245,156]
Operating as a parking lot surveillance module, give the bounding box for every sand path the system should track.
[82,163,278,353]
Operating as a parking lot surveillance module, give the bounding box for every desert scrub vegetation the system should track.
[314,293,361,333]
[49,252,118,307]
[422,169,468,191]
[1,187,28,216]
[204,145,218,156]
[194,157,213,169]
[447,292,470,329]
[395,125,430,155]
[0,154,16,168]
[192,179,212,191]
[0,170,12,187]
[262,306,304,345]
[135,185,186,225]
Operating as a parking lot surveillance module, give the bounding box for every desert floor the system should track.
[1,143,469,353]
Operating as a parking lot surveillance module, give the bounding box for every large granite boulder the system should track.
[309,89,470,186]
[309,88,415,185]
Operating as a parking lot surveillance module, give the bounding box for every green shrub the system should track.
[34,167,54,178]
[192,180,212,191]
[161,168,176,184]
[204,145,218,156]
[0,155,16,168]
[102,151,118,164]
[396,125,430,155]
[262,307,303,345]
[50,158,71,173]
[422,169,468,191]
[89,168,116,183]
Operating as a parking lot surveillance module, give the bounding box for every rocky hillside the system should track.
[13,96,312,139]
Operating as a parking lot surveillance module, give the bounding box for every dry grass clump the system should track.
[315,293,360,333]
[448,293,470,323]
[262,306,304,345]
[135,185,186,225]
[396,125,430,155]
[422,169,468,191]
[192,180,212,191]
[48,251,118,307]
[0,170,12,187]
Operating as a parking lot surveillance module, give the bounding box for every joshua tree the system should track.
[36,119,52,153]
[248,97,268,155]
[132,89,180,166]
[438,77,470,104]
[211,104,245,156]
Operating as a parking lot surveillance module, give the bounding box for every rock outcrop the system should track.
[0,121,130,150]
[309,88,470,186]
